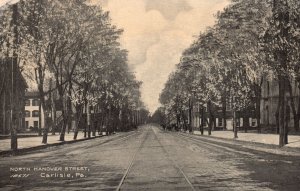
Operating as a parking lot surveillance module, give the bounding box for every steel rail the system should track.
[115,128,150,191]
[151,127,196,191]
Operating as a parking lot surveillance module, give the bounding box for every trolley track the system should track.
[151,127,196,191]
[116,127,196,191]
[115,128,150,191]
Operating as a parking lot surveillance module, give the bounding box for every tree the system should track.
[1,0,147,144]
[19,0,55,143]
[263,0,300,146]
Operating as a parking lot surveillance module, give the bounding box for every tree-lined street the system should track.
[0,0,300,190]
[1,125,299,190]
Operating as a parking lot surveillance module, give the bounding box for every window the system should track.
[25,110,30,117]
[32,99,40,106]
[34,121,39,128]
[237,118,243,127]
[204,118,209,127]
[218,118,223,127]
[25,121,29,128]
[32,110,39,117]
[25,99,30,106]
[252,119,257,127]
[249,118,257,127]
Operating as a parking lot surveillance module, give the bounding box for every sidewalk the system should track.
[0,131,101,154]
[0,133,42,140]
[193,130,300,148]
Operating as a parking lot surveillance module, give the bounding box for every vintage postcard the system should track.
[0,0,299,190]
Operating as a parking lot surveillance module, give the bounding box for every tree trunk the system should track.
[201,107,204,135]
[296,94,300,132]
[233,109,238,138]
[287,81,299,132]
[10,122,18,152]
[2,92,6,135]
[108,105,112,135]
[84,116,87,138]
[38,103,42,136]
[188,98,193,132]
[273,0,289,146]
[67,82,73,134]
[42,116,50,144]
[181,111,188,131]
[73,105,82,140]
[136,110,139,126]
[255,83,262,133]
[51,91,56,135]
[285,104,290,144]
[222,96,227,130]
[278,76,288,147]
[59,96,68,142]
[54,74,67,142]
[278,80,285,147]
[176,114,180,131]
[41,78,55,144]
[207,101,214,136]
[10,3,19,153]
[275,103,280,134]
[244,117,247,133]
[92,113,96,137]
[87,101,91,138]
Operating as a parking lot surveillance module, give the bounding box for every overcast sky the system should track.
[0,0,19,7]
[0,0,230,113]
[98,0,230,113]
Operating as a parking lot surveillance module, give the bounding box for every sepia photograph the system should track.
[0,0,300,190]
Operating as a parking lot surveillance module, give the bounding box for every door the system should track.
[226,119,233,130]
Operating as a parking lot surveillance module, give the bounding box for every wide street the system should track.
[0,125,300,191]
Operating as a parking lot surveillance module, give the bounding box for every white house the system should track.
[24,92,44,130]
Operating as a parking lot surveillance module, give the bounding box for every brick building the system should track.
[0,58,28,134]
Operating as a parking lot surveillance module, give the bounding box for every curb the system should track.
[0,135,104,157]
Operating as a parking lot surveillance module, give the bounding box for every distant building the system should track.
[24,89,67,132]
[260,79,300,130]
[24,92,44,131]
[0,58,28,134]
[191,102,258,131]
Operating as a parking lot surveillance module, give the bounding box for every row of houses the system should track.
[190,107,258,131]
[184,79,300,132]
